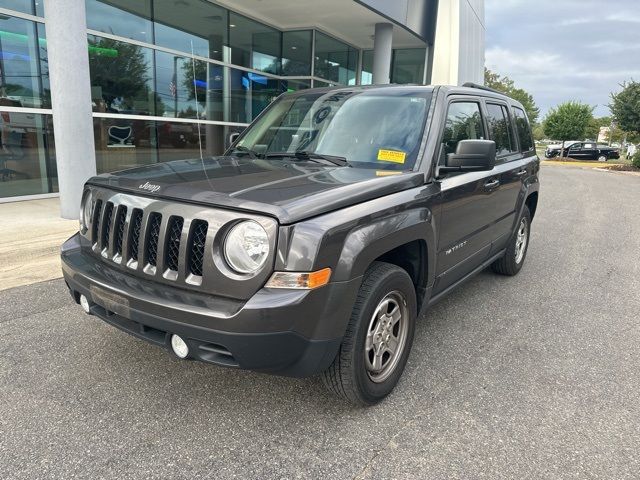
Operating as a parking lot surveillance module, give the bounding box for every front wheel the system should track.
[322,262,417,406]
[492,206,531,276]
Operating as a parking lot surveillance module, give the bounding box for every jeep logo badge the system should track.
[138,181,161,193]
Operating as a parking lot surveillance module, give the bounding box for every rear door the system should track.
[433,98,501,294]
[483,101,527,251]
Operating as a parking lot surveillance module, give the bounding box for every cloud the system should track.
[485,0,637,117]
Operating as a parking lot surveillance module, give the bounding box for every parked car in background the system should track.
[545,141,580,158]
[563,142,620,161]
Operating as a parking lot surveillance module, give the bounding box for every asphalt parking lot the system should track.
[1,165,639,479]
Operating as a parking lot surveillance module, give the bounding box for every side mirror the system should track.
[438,140,496,176]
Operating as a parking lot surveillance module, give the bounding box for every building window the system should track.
[391,48,425,84]
[361,50,373,85]
[153,0,228,62]
[229,12,280,75]
[88,35,156,116]
[0,0,42,17]
[0,15,50,108]
[0,112,56,198]
[86,0,153,44]
[282,30,311,76]
[314,31,357,85]
[154,50,224,121]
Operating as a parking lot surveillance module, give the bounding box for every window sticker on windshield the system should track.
[377,149,406,164]
[376,170,402,176]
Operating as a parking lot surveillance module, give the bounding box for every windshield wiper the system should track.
[264,150,350,167]
[231,145,263,159]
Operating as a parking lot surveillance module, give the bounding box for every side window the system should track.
[486,103,516,156]
[441,101,484,160]
[513,107,534,152]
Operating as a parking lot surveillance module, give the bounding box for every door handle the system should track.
[515,169,528,177]
[484,179,500,189]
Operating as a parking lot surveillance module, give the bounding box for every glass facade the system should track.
[0,0,430,200]
[0,9,56,199]
[314,31,358,86]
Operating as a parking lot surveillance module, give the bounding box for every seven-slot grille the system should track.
[90,198,209,282]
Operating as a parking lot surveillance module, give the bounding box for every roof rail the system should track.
[462,82,503,95]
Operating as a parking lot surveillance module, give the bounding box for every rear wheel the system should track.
[322,262,417,406]
[598,154,608,162]
[492,206,531,276]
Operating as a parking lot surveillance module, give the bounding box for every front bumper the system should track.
[61,234,360,377]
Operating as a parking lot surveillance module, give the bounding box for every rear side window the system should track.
[441,101,484,157]
[486,103,517,156]
[513,107,534,152]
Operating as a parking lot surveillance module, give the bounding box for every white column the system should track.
[372,23,393,84]
[44,0,96,219]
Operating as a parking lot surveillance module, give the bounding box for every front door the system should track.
[434,99,501,294]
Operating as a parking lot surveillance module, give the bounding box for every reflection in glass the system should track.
[94,117,238,172]
[314,32,357,85]
[228,70,281,124]
[237,89,431,170]
[0,112,56,197]
[1,1,38,16]
[282,30,311,76]
[0,16,50,108]
[85,0,153,44]
[94,116,157,173]
[361,50,373,85]
[154,0,227,62]
[442,102,484,156]
[229,13,280,74]
[391,48,426,84]
[88,35,156,115]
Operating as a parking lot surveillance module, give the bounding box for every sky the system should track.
[485,0,640,118]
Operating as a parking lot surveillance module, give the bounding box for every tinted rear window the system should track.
[513,107,534,152]
[486,103,517,156]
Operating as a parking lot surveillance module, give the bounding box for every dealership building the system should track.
[0,0,485,216]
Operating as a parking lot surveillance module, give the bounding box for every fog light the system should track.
[79,294,91,314]
[171,334,189,359]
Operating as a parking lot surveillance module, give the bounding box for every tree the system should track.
[88,37,155,113]
[485,68,540,124]
[586,116,612,142]
[543,102,594,155]
[609,80,640,135]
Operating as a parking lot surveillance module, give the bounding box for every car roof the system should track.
[284,84,527,114]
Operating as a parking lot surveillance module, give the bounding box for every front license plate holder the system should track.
[90,285,130,318]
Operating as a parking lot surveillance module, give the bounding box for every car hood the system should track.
[87,156,425,224]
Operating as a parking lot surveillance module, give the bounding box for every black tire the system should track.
[598,154,607,162]
[321,261,417,406]
[491,206,531,276]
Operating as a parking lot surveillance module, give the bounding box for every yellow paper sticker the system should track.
[377,149,406,164]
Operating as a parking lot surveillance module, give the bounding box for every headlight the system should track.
[79,190,93,233]
[224,220,270,274]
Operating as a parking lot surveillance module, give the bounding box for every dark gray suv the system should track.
[61,84,540,405]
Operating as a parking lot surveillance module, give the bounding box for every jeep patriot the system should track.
[61,84,540,405]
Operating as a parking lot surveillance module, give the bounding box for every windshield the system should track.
[235,88,432,170]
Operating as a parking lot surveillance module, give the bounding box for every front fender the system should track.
[276,184,440,287]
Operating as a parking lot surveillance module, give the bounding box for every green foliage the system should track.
[532,123,545,141]
[610,80,640,134]
[485,68,540,124]
[586,116,612,141]
[543,102,594,142]
[88,37,150,111]
[632,152,640,169]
